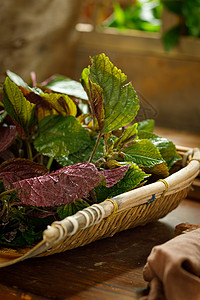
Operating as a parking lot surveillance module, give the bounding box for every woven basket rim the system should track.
[0,146,199,268]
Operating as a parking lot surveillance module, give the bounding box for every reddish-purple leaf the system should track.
[0,149,15,162]
[0,125,17,153]
[89,80,104,131]
[100,165,130,187]
[0,158,49,190]
[12,162,102,207]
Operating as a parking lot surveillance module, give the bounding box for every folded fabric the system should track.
[140,228,200,300]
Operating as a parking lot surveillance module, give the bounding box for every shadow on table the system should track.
[0,221,174,299]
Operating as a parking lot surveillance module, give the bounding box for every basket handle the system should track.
[43,147,200,245]
[182,147,200,167]
[43,200,115,245]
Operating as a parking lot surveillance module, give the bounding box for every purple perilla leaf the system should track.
[0,125,17,153]
[100,165,130,187]
[0,158,49,190]
[12,162,102,207]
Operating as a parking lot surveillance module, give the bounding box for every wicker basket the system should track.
[0,146,199,268]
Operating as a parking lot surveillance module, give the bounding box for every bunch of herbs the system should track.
[0,53,181,247]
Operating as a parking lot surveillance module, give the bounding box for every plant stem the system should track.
[47,156,54,170]
[26,140,33,161]
[0,201,6,217]
[40,155,44,165]
[88,130,102,163]
[0,189,15,200]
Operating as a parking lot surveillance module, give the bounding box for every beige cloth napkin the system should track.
[141,228,200,300]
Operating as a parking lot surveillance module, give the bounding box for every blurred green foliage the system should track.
[104,0,162,33]
[162,0,200,51]
[103,0,200,51]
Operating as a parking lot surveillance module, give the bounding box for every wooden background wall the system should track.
[72,28,200,134]
[0,0,82,83]
[1,0,199,134]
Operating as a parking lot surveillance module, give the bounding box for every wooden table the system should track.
[0,128,199,300]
